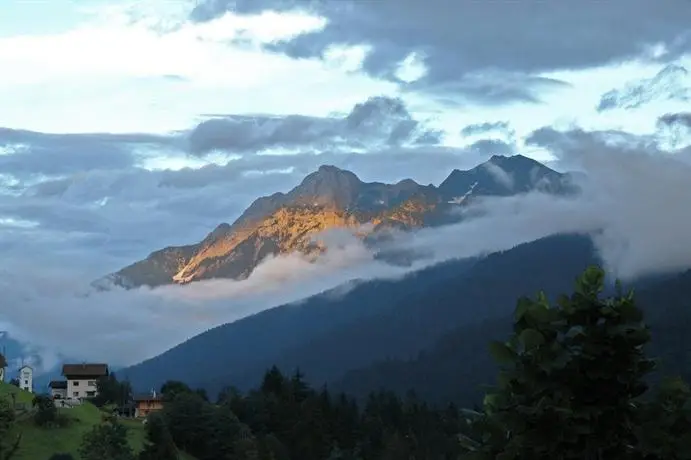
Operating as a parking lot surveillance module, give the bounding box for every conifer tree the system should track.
[461,266,655,459]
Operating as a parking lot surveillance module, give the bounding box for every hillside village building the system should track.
[18,365,32,393]
[134,390,164,418]
[0,354,6,383]
[61,363,109,400]
[49,380,68,399]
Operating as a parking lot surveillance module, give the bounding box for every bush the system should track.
[79,417,134,460]
[33,394,58,427]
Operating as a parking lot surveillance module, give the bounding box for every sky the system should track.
[1,0,691,372]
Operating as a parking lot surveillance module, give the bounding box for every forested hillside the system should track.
[125,234,599,397]
[66,266,691,460]
[335,267,691,407]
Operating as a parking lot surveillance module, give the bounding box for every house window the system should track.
[86,391,95,397]
[87,381,96,387]
[23,380,28,385]
[73,381,80,386]
[73,392,79,397]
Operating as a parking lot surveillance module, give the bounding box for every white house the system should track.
[62,363,109,400]
[18,365,33,393]
[0,353,6,383]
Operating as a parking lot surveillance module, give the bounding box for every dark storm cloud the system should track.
[187,96,441,155]
[191,0,691,104]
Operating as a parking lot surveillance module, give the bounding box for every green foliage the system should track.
[462,265,691,459]
[47,455,75,460]
[137,412,178,460]
[0,397,20,460]
[93,374,133,408]
[216,386,242,406]
[32,394,58,427]
[79,416,135,460]
[161,392,214,458]
[155,367,465,460]
[160,381,193,400]
[635,377,691,459]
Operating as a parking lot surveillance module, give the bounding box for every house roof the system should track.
[49,380,67,389]
[62,363,109,377]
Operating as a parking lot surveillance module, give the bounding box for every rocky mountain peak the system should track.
[439,154,564,199]
[293,165,364,208]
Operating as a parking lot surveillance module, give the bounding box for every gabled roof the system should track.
[62,363,109,377]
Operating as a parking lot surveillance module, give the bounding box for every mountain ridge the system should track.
[101,155,574,289]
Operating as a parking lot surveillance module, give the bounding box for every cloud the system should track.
[597,64,691,112]
[481,162,515,190]
[467,139,514,157]
[187,96,442,155]
[657,112,691,129]
[460,121,511,138]
[191,0,690,104]
[402,73,570,106]
[522,125,691,277]
[0,2,395,133]
[0,128,176,179]
[0,236,429,370]
[655,112,691,149]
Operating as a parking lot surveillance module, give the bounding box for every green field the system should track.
[0,383,194,460]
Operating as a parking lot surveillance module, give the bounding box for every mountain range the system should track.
[113,154,585,397]
[99,154,574,288]
[77,153,691,408]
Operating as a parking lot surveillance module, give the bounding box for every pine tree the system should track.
[462,266,655,459]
